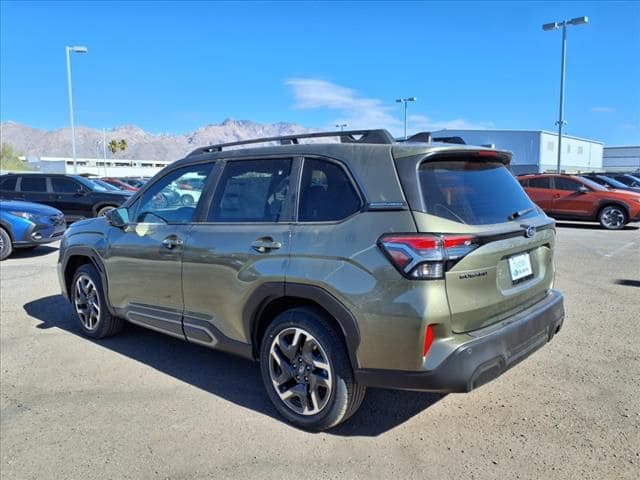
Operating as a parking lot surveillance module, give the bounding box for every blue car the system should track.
[0,200,66,260]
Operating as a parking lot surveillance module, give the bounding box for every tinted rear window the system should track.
[418,161,536,225]
[0,176,17,191]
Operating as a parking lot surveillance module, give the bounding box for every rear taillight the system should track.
[378,234,478,280]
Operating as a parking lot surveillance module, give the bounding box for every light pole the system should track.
[542,17,588,173]
[395,97,417,139]
[335,123,347,132]
[65,45,88,174]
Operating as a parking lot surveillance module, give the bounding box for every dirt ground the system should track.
[1,222,638,479]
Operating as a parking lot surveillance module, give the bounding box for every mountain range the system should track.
[0,119,314,161]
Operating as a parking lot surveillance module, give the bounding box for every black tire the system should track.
[0,227,13,261]
[259,307,366,431]
[96,205,117,217]
[598,205,627,230]
[71,264,124,338]
[181,194,194,206]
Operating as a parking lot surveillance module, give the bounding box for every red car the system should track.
[518,174,640,230]
[100,177,138,192]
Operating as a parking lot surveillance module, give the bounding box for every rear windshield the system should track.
[418,160,537,225]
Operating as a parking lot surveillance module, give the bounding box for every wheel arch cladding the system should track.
[244,282,361,370]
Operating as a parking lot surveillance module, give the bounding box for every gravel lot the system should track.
[1,222,638,479]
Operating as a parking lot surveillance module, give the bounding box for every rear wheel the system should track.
[71,264,124,338]
[259,307,365,431]
[181,194,194,206]
[0,227,13,261]
[598,205,627,230]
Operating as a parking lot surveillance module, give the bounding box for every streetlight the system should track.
[65,45,88,174]
[335,123,347,132]
[542,16,588,173]
[395,97,417,139]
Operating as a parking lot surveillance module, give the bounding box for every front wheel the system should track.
[598,205,627,230]
[259,307,366,431]
[97,205,116,217]
[0,227,13,261]
[71,264,124,338]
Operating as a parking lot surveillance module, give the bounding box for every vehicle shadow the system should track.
[24,294,443,437]
[9,245,59,259]
[555,222,639,231]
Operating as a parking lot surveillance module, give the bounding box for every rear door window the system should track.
[19,176,47,192]
[418,160,536,225]
[208,159,292,222]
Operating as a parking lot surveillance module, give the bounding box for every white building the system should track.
[430,129,604,175]
[22,156,173,177]
[602,146,640,172]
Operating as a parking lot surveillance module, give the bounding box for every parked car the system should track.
[119,177,147,189]
[58,129,565,431]
[100,177,138,191]
[605,173,640,188]
[0,200,66,260]
[0,173,132,222]
[518,173,640,229]
[580,173,640,193]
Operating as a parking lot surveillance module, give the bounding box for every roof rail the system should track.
[186,129,394,157]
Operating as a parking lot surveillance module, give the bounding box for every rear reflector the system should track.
[423,325,435,357]
[378,234,478,279]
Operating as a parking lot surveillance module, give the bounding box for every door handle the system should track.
[162,235,183,249]
[553,194,560,198]
[251,238,282,253]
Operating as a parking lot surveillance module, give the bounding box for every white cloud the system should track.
[591,106,615,113]
[285,78,492,136]
[408,114,495,132]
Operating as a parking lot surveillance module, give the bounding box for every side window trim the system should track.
[296,156,364,224]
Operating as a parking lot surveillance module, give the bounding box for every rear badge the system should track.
[459,271,488,280]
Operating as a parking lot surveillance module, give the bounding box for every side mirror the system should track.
[577,185,589,194]
[76,188,88,196]
[106,207,129,228]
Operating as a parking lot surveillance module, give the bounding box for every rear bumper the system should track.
[355,289,564,393]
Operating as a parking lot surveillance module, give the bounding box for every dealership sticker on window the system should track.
[508,253,533,282]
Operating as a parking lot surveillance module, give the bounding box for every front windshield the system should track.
[76,176,110,192]
[92,179,120,191]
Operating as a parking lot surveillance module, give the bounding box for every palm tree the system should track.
[108,139,129,156]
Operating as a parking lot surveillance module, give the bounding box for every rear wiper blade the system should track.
[508,207,535,221]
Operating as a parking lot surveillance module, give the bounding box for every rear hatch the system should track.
[394,149,556,333]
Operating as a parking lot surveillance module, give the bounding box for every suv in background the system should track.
[518,173,640,229]
[0,173,132,221]
[58,129,565,430]
[605,172,640,189]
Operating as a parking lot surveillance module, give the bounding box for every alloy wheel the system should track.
[74,274,101,330]
[601,207,625,229]
[268,327,333,416]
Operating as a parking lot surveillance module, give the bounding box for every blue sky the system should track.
[1,1,639,145]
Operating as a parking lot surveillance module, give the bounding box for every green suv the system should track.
[58,129,565,430]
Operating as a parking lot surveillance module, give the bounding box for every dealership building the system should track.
[602,146,640,172]
[430,129,604,175]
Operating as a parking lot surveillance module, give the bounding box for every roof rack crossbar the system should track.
[186,129,394,157]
